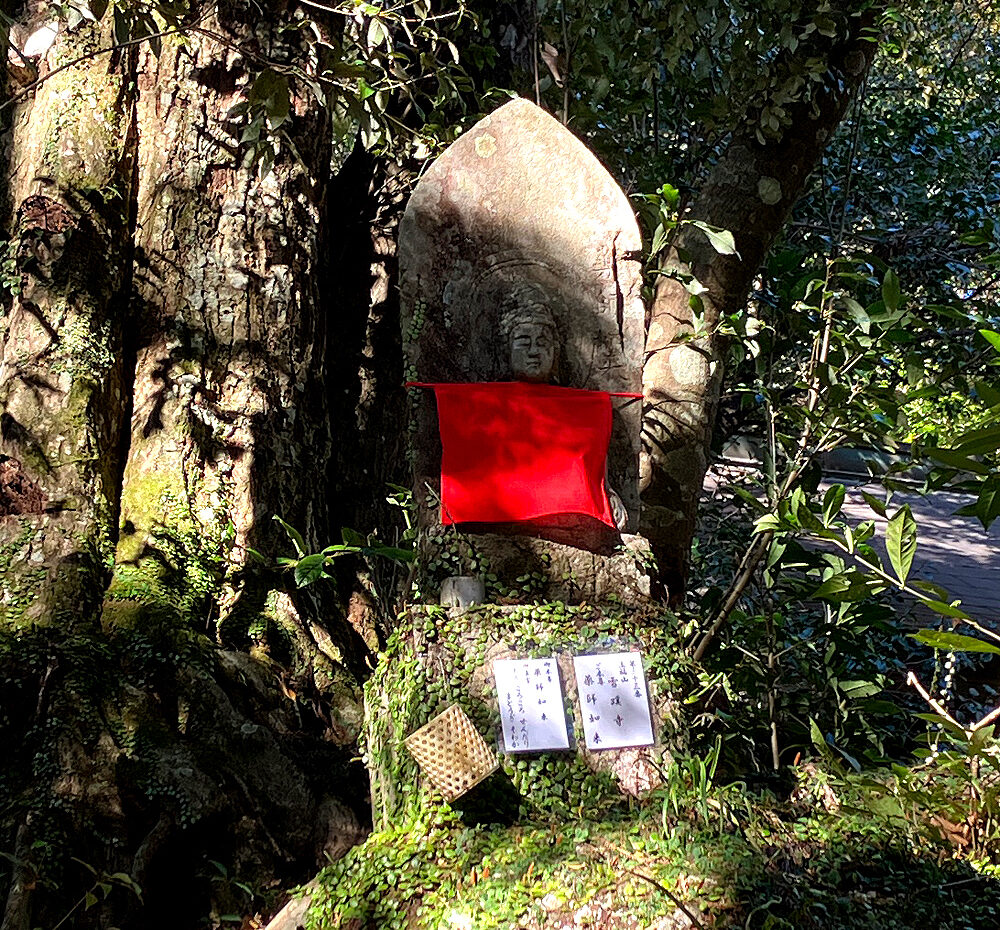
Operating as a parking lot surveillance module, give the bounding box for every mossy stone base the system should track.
[418,529,655,607]
[363,602,689,826]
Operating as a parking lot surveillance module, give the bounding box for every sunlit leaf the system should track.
[911,630,1000,655]
[885,504,917,585]
[918,599,970,620]
[294,553,328,588]
[273,514,306,557]
[926,448,989,475]
[686,220,739,256]
[979,329,1000,354]
[822,484,845,524]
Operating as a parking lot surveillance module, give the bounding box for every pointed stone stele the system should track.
[399,98,651,600]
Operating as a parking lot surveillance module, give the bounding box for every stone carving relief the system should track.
[399,98,645,545]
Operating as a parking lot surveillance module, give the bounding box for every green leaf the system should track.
[860,491,886,517]
[239,116,263,145]
[840,297,871,334]
[860,700,901,715]
[753,513,783,533]
[842,523,855,553]
[885,504,917,585]
[919,599,970,620]
[911,630,1000,655]
[855,543,882,570]
[341,526,367,547]
[979,329,1000,354]
[141,12,161,58]
[911,579,950,601]
[969,474,1000,530]
[659,183,680,209]
[293,553,328,588]
[591,75,611,103]
[112,5,129,44]
[766,538,787,568]
[839,679,882,698]
[789,487,823,531]
[914,713,968,739]
[265,78,291,129]
[730,486,768,514]
[367,17,387,49]
[882,269,901,312]
[273,514,306,557]
[952,424,1000,457]
[975,380,1000,408]
[809,718,833,760]
[686,220,739,256]
[649,223,669,256]
[927,448,989,475]
[812,571,872,602]
[822,484,845,524]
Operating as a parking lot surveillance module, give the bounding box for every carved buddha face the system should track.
[509,321,556,382]
[501,296,560,383]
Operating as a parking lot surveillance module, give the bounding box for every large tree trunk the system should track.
[0,15,134,632]
[640,8,878,599]
[0,18,137,930]
[0,5,375,927]
[115,2,373,688]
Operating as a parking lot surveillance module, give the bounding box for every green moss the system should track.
[308,773,1000,930]
[55,313,115,381]
[40,27,126,193]
[115,471,178,564]
[0,520,48,626]
[108,475,234,632]
[363,602,690,826]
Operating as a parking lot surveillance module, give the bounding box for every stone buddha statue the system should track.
[499,290,628,532]
[399,98,649,599]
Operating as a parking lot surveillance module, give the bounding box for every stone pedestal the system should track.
[363,603,685,827]
[420,528,656,607]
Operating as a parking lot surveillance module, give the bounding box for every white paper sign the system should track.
[572,652,654,750]
[493,658,570,753]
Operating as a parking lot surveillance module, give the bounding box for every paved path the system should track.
[835,482,1000,624]
[704,468,1000,623]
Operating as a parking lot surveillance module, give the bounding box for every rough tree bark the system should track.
[0,11,133,632]
[640,7,879,600]
[0,4,375,927]
[0,17,136,929]
[114,0,373,697]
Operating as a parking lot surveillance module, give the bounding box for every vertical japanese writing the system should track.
[493,658,570,752]
[572,652,654,750]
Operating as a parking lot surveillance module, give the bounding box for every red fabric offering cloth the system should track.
[427,382,615,528]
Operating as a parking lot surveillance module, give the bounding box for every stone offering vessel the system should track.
[399,98,650,591]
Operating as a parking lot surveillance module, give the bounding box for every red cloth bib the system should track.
[427,382,615,528]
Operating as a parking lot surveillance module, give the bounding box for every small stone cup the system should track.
[440,575,486,610]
